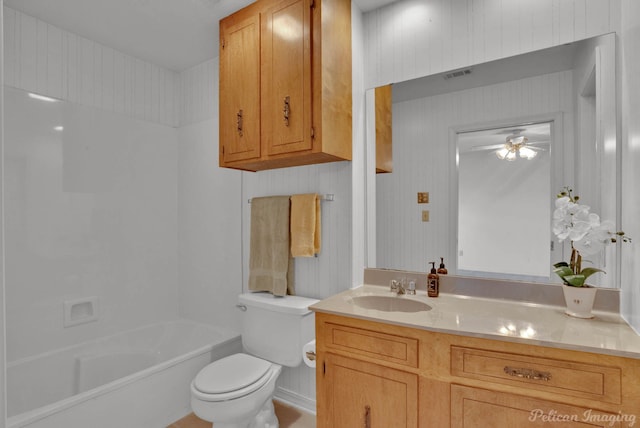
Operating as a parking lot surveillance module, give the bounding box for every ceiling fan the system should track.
[495,133,539,161]
[462,126,549,161]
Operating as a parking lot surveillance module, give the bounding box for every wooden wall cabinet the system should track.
[219,0,352,172]
[375,84,392,173]
[315,312,640,428]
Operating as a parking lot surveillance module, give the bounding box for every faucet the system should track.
[406,280,416,295]
[390,278,416,295]
[390,278,406,295]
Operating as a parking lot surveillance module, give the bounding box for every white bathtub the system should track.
[7,320,242,428]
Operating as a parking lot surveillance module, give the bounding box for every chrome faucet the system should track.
[390,278,406,295]
[390,278,416,295]
[406,280,416,295]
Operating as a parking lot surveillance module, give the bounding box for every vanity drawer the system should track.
[451,346,621,404]
[323,323,418,367]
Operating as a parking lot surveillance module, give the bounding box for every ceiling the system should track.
[5,0,397,72]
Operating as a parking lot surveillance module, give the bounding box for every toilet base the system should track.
[211,399,278,428]
[249,399,278,428]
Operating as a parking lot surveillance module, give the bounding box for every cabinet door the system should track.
[321,353,418,428]
[261,0,312,156]
[219,8,261,164]
[375,84,392,173]
[451,385,623,427]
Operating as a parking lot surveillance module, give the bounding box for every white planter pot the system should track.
[562,284,597,319]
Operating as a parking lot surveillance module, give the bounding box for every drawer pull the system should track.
[504,366,552,381]
[236,109,243,136]
[364,405,371,428]
[283,96,290,126]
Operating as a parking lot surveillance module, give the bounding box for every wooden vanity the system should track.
[313,287,640,427]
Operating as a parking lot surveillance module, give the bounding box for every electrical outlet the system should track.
[417,192,429,204]
[422,210,430,222]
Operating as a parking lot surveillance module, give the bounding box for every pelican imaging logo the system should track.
[529,409,636,426]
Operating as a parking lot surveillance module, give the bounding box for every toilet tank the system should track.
[238,293,319,367]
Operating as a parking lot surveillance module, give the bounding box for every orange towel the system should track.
[290,193,321,257]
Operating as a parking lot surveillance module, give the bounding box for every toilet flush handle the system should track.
[236,304,247,312]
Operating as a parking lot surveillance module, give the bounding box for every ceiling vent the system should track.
[443,68,472,80]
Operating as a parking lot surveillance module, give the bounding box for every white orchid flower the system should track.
[552,187,631,285]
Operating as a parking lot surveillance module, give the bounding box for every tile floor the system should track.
[167,400,316,428]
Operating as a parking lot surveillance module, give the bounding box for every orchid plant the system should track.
[552,187,630,287]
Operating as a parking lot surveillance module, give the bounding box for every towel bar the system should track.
[248,193,334,204]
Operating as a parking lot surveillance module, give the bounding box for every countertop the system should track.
[310,284,640,359]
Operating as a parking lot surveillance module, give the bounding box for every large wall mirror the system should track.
[366,32,620,288]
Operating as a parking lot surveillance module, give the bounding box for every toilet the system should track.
[190,292,319,428]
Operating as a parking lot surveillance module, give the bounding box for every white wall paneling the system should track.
[620,0,640,332]
[1,1,7,426]
[363,0,621,89]
[177,117,243,334]
[3,6,179,127]
[179,57,217,127]
[352,3,367,287]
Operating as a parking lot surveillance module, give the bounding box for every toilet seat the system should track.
[192,353,277,402]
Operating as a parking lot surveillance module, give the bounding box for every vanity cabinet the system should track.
[323,354,418,427]
[451,386,622,428]
[219,0,352,172]
[318,321,419,427]
[315,312,640,428]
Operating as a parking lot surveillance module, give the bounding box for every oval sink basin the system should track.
[350,295,432,313]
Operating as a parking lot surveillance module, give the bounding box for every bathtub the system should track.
[7,320,242,428]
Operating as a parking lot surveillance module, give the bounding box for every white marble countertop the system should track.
[310,284,640,359]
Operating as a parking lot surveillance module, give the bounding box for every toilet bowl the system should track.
[190,292,318,428]
[191,353,282,428]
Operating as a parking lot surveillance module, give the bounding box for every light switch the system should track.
[422,210,430,222]
[417,192,429,204]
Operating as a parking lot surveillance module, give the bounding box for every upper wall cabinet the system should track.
[375,84,392,173]
[219,0,352,172]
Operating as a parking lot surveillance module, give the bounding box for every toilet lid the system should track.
[194,353,272,395]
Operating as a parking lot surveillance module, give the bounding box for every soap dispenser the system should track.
[427,261,439,297]
[437,257,448,275]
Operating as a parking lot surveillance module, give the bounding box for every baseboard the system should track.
[274,387,316,415]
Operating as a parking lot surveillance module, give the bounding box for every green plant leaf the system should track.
[580,267,605,280]
[553,266,573,278]
[563,274,586,286]
[553,262,570,268]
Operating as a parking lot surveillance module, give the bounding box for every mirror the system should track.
[456,121,552,281]
[368,33,620,288]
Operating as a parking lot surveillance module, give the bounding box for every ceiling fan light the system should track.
[509,135,527,145]
[496,147,509,160]
[519,146,537,160]
[505,150,517,161]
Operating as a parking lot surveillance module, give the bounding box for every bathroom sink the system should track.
[350,295,432,313]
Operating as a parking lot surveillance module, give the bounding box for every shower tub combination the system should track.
[7,320,241,428]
